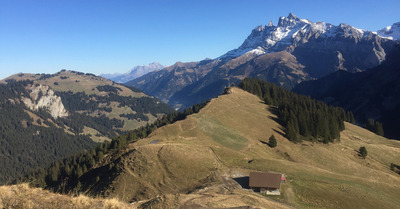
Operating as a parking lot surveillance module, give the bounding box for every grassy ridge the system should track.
[18,86,400,208]
[139,87,400,208]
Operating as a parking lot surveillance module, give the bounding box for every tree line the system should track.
[57,90,173,118]
[239,78,354,143]
[363,119,384,136]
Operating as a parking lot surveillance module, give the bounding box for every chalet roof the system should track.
[249,172,281,189]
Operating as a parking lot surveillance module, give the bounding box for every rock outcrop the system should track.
[22,84,69,118]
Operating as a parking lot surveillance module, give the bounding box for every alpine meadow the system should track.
[1,2,400,209]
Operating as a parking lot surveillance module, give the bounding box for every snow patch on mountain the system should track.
[377,22,400,41]
[220,13,378,59]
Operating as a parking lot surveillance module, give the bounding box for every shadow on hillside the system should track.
[266,107,287,138]
[233,177,249,189]
[272,128,286,138]
[267,106,280,120]
[267,115,282,125]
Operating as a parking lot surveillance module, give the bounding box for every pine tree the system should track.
[269,135,277,148]
[50,162,59,182]
[364,119,384,136]
[286,121,298,142]
[65,163,71,176]
[75,165,83,178]
[359,146,368,159]
[375,121,384,136]
[346,111,355,124]
[365,119,375,132]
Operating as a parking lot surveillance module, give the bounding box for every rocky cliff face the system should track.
[22,84,68,118]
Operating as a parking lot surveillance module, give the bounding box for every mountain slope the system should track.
[100,62,164,83]
[293,45,400,139]
[0,183,291,209]
[378,22,400,41]
[127,14,397,109]
[0,70,173,184]
[0,184,134,209]
[32,87,400,208]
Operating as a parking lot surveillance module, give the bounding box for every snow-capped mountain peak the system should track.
[220,13,381,60]
[221,13,312,58]
[377,22,400,41]
[277,13,311,27]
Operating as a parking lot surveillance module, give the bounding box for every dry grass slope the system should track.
[131,87,400,208]
[0,184,134,209]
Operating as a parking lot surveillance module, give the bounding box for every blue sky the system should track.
[1,0,399,79]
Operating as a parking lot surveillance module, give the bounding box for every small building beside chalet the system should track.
[249,171,282,195]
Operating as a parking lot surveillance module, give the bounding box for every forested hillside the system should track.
[293,45,400,140]
[0,80,95,184]
[239,78,354,143]
[0,71,174,184]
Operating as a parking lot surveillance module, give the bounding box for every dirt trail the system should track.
[284,185,296,205]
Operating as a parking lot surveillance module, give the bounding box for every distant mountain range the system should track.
[293,44,400,140]
[126,13,398,109]
[100,62,164,83]
[0,71,173,184]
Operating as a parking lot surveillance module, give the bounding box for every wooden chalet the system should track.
[249,172,281,195]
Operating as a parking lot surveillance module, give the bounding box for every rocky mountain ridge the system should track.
[222,13,386,61]
[100,62,165,83]
[127,13,397,109]
[378,22,400,40]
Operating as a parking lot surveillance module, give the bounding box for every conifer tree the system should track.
[269,135,277,148]
[346,111,355,123]
[375,121,384,136]
[50,162,59,182]
[359,146,368,159]
[286,121,298,142]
